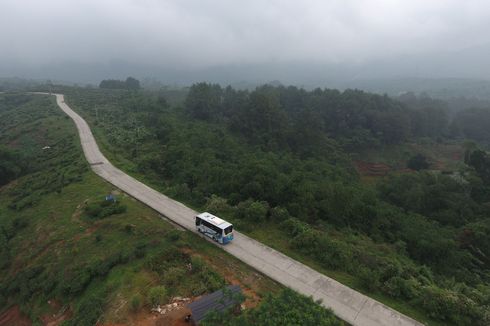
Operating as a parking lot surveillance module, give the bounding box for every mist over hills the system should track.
[3,67,490,102]
[2,41,490,99]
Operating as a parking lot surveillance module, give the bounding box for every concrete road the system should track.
[51,93,423,326]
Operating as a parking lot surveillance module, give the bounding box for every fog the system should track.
[2,0,490,85]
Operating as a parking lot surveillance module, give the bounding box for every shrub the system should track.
[236,199,269,222]
[148,286,168,307]
[130,293,143,312]
[163,267,185,287]
[270,206,291,221]
[383,276,412,299]
[358,267,381,292]
[199,269,225,292]
[414,285,485,325]
[407,154,430,171]
[281,217,309,237]
[61,267,92,296]
[70,293,105,325]
[85,200,127,219]
[205,195,233,215]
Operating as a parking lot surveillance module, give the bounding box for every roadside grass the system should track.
[246,223,446,326]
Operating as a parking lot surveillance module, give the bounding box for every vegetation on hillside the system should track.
[0,93,304,325]
[61,84,490,325]
[202,288,343,326]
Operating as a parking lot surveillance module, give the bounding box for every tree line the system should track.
[99,77,141,90]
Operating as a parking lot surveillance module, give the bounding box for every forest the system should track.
[58,82,490,325]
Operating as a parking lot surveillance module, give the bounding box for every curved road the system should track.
[49,93,422,326]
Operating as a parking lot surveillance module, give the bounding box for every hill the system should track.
[0,93,343,325]
[56,84,490,326]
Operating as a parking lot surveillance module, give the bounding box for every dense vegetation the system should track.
[0,93,288,325]
[202,289,343,326]
[62,83,490,325]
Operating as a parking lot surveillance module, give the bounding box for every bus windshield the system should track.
[224,225,233,235]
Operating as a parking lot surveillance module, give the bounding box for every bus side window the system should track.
[195,217,201,226]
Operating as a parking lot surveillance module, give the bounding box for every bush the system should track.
[407,154,430,171]
[281,217,309,237]
[205,195,233,215]
[359,268,381,292]
[416,286,485,325]
[148,286,168,307]
[163,267,185,287]
[70,293,105,325]
[270,206,291,221]
[85,199,127,219]
[130,293,143,312]
[199,269,225,292]
[61,267,92,296]
[236,199,269,222]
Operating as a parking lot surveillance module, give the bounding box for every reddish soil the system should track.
[355,161,392,177]
[0,306,31,326]
[103,306,192,326]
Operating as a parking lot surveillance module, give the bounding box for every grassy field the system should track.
[0,93,282,325]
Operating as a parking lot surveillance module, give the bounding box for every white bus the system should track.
[195,212,234,244]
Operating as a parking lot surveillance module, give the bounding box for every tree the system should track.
[236,199,269,222]
[0,147,24,186]
[407,154,430,171]
[148,286,168,306]
[185,83,222,121]
[99,77,141,90]
[125,77,141,90]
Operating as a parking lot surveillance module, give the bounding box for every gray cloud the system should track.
[2,0,490,82]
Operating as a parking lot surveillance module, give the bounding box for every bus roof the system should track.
[197,212,232,229]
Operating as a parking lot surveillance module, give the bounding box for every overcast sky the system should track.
[2,0,490,83]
